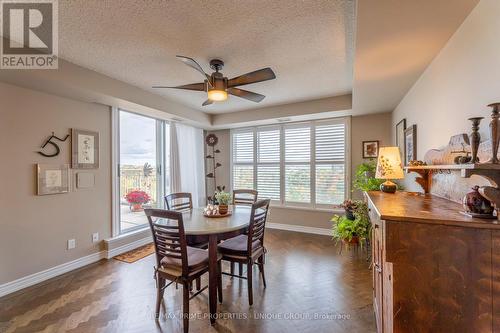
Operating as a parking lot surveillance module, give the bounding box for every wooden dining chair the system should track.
[218,199,270,306]
[231,189,259,276]
[232,189,258,206]
[166,192,208,248]
[145,208,222,333]
[165,192,193,211]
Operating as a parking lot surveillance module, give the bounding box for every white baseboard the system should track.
[0,235,154,298]
[0,251,106,298]
[105,236,153,259]
[266,223,331,236]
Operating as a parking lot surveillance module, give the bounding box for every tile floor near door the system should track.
[0,229,375,333]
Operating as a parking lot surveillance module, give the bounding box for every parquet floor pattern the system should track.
[0,229,375,333]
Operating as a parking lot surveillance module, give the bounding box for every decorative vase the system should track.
[462,186,494,217]
[487,103,500,164]
[345,209,355,221]
[218,204,228,215]
[131,203,143,212]
[380,180,397,193]
[468,117,484,163]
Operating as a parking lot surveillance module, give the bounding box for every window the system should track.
[284,124,311,204]
[231,118,349,208]
[232,129,254,190]
[257,127,280,200]
[118,110,169,234]
[315,122,345,205]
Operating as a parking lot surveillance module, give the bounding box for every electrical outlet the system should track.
[67,239,76,250]
[92,233,99,243]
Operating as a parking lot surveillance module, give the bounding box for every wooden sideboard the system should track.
[366,191,500,333]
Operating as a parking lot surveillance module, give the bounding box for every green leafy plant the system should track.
[331,200,371,246]
[353,160,384,192]
[215,191,231,205]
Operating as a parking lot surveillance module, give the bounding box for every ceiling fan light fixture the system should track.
[207,89,228,102]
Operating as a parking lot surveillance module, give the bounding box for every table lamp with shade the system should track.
[375,146,405,193]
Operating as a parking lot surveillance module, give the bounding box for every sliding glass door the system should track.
[119,111,167,233]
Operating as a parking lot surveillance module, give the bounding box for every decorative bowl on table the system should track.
[203,205,231,218]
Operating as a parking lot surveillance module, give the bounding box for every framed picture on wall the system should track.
[362,140,379,158]
[37,164,70,195]
[71,129,99,169]
[396,119,406,165]
[404,125,417,163]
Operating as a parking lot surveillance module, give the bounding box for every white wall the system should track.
[393,0,499,192]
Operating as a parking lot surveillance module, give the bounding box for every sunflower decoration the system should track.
[205,134,218,147]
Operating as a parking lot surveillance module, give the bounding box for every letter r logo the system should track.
[2,1,53,54]
[1,0,58,69]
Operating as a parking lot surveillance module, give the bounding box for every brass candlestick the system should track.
[487,103,500,163]
[468,117,483,163]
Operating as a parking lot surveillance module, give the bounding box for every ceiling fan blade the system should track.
[227,87,265,103]
[202,99,214,106]
[152,82,205,91]
[176,55,213,87]
[227,67,276,88]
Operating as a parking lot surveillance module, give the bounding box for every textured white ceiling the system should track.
[58,0,354,114]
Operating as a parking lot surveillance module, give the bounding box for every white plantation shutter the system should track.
[284,124,311,204]
[315,123,345,162]
[316,164,344,204]
[257,127,280,200]
[231,118,348,207]
[233,130,254,163]
[233,164,254,190]
[257,128,280,163]
[257,165,280,200]
[284,126,310,162]
[315,121,346,205]
[232,130,254,190]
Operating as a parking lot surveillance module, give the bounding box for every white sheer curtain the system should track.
[169,122,206,207]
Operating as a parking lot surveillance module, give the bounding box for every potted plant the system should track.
[340,199,357,220]
[209,185,226,205]
[331,200,370,247]
[215,191,231,215]
[353,160,385,192]
[125,190,151,212]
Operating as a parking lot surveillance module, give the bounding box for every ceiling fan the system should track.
[153,55,276,106]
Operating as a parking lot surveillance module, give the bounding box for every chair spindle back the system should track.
[247,199,270,255]
[145,208,189,276]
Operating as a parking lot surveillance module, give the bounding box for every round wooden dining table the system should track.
[157,205,251,325]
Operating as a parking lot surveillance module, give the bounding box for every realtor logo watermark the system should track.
[0,0,58,69]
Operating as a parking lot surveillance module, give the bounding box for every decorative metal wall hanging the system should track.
[205,133,225,203]
[37,132,70,157]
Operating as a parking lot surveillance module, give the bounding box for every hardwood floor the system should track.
[0,229,375,333]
